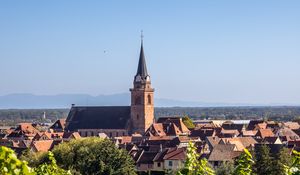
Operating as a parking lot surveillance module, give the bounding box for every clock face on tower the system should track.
[135,75,142,82]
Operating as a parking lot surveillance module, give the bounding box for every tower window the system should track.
[137,115,139,120]
[147,94,151,104]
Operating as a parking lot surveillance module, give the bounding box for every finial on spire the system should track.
[140,30,144,44]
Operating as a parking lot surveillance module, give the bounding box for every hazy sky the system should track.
[0,1,299,105]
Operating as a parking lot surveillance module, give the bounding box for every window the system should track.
[168,161,173,167]
[157,163,161,167]
[137,114,139,120]
[109,132,112,137]
[116,132,118,137]
[147,94,151,104]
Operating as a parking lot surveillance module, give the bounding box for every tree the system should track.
[215,161,234,175]
[52,137,136,175]
[0,146,70,175]
[182,115,195,130]
[34,152,71,175]
[272,147,292,175]
[0,146,34,175]
[233,149,254,175]
[288,150,300,175]
[177,141,214,175]
[254,144,273,175]
[19,149,47,167]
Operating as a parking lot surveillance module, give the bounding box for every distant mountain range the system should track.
[0,93,297,109]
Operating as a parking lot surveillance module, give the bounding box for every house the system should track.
[49,119,66,132]
[262,136,282,144]
[153,149,168,172]
[219,129,240,138]
[136,150,157,172]
[156,117,190,135]
[275,127,300,141]
[145,123,183,137]
[7,123,39,140]
[30,140,54,152]
[283,122,300,130]
[255,129,274,139]
[163,147,186,172]
[208,144,241,167]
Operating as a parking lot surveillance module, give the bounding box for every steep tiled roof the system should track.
[283,122,300,130]
[208,144,240,161]
[242,130,257,137]
[262,137,281,144]
[156,117,190,134]
[163,147,186,160]
[50,119,66,131]
[222,123,244,132]
[275,127,299,141]
[190,129,215,140]
[256,129,274,138]
[136,151,157,164]
[65,106,131,131]
[206,136,221,148]
[7,123,39,138]
[31,140,54,152]
[247,120,264,130]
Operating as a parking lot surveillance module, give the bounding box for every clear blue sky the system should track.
[0,1,299,105]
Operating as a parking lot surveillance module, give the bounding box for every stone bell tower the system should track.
[130,38,154,134]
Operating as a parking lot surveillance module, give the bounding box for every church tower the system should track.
[130,38,154,134]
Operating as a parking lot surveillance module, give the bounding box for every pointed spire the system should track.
[136,31,149,78]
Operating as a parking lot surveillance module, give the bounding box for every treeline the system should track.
[0,109,69,126]
[0,138,136,175]
[1,106,300,126]
[155,106,300,121]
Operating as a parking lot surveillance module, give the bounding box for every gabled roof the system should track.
[222,123,244,132]
[208,144,241,161]
[156,117,190,134]
[256,129,274,138]
[65,106,131,131]
[262,136,282,144]
[275,127,300,140]
[247,120,264,130]
[136,151,157,164]
[191,129,215,140]
[163,147,186,160]
[31,140,54,152]
[7,123,39,138]
[50,119,66,131]
[283,122,300,130]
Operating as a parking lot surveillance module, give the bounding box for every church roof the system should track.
[136,42,148,78]
[65,106,131,131]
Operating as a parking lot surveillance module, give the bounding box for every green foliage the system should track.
[182,116,195,130]
[233,149,254,175]
[0,146,34,175]
[289,150,300,175]
[273,147,292,175]
[215,161,234,175]
[0,146,70,175]
[254,144,273,175]
[177,142,214,175]
[19,149,48,167]
[34,152,71,175]
[52,137,136,175]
